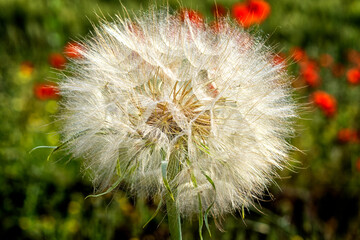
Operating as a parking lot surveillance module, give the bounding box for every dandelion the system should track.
[58,7,296,238]
[272,53,286,67]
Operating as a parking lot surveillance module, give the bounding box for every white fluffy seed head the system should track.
[59,7,297,218]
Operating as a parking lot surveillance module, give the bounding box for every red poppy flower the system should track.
[346,68,360,85]
[312,91,337,117]
[64,42,83,59]
[34,83,60,100]
[300,62,321,87]
[232,0,271,28]
[247,0,271,19]
[179,9,204,27]
[49,53,66,69]
[232,3,250,27]
[337,128,359,143]
[290,47,307,63]
[212,4,227,18]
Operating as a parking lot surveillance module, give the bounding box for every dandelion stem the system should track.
[166,193,182,240]
[165,157,182,240]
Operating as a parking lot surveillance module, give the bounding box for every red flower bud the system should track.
[49,53,66,69]
[34,83,60,100]
[312,91,337,117]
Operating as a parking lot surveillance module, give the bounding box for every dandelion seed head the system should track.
[59,7,297,218]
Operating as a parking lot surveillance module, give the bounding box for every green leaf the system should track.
[193,140,211,155]
[45,129,90,161]
[29,145,60,162]
[186,159,198,188]
[198,194,204,240]
[204,202,214,238]
[116,158,121,177]
[201,171,216,191]
[59,129,90,147]
[85,177,122,199]
[29,145,58,154]
[161,161,174,201]
[143,198,163,228]
[202,171,216,237]
[46,146,61,162]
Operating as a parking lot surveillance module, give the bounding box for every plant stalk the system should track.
[166,193,182,240]
[165,156,182,240]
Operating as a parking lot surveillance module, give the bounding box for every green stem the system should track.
[166,193,182,240]
[164,155,182,240]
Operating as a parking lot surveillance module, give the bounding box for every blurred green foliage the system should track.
[0,0,360,239]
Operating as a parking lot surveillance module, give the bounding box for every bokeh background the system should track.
[1,0,360,239]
